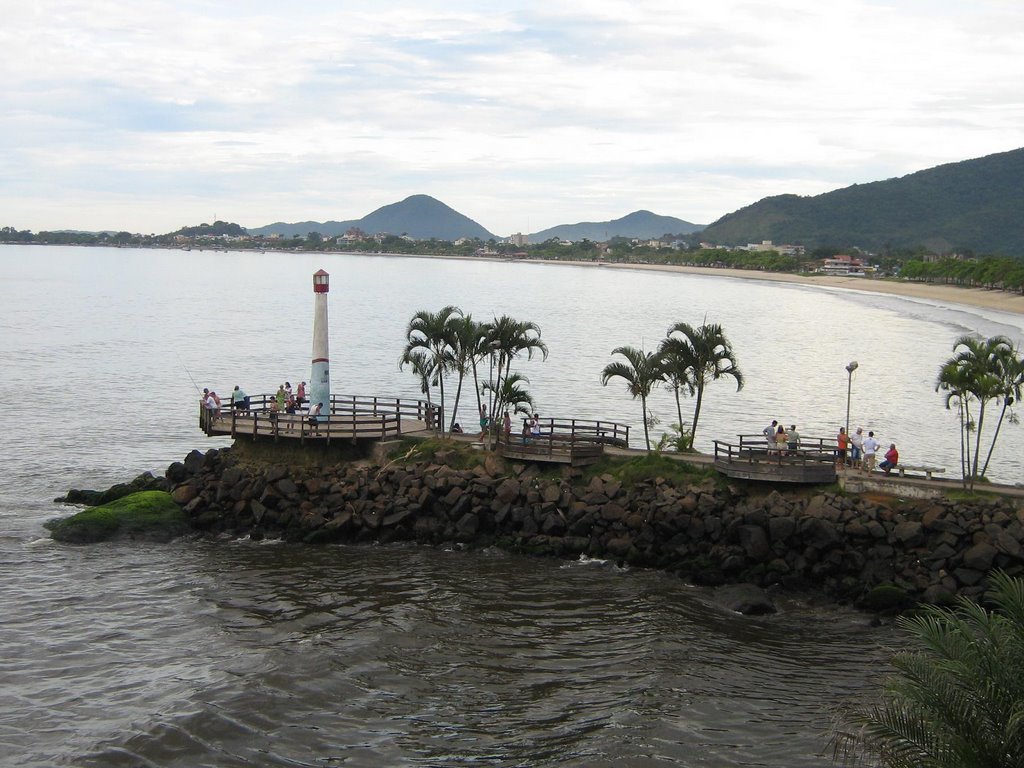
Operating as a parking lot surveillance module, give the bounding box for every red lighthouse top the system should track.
[313,269,330,293]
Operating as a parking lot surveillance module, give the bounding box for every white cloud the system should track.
[1,0,1022,235]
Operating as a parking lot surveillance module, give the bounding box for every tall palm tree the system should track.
[400,305,462,435]
[981,345,1024,479]
[445,314,488,432]
[601,345,665,450]
[936,358,974,486]
[487,315,548,419]
[663,322,744,448]
[937,335,1014,486]
[832,570,1024,768]
[659,335,696,445]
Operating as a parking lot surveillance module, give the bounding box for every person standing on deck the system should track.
[296,381,306,406]
[763,420,778,451]
[787,425,800,453]
[862,431,881,474]
[231,385,249,412]
[850,427,864,469]
[478,404,489,441]
[836,427,850,469]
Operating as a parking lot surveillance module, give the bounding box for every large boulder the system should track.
[714,584,776,615]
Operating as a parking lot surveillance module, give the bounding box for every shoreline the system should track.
[8,241,1024,317]
[529,258,1024,317]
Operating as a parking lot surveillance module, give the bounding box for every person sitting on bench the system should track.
[879,443,899,474]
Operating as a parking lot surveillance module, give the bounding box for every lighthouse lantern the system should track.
[313,269,330,293]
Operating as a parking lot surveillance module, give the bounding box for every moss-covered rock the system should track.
[860,584,913,614]
[55,471,169,506]
[45,491,189,544]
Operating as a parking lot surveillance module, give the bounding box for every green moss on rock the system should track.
[45,491,188,544]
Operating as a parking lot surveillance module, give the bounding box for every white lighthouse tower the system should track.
[309,269,331,416]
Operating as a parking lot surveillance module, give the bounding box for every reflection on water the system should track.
[0,243,1014,766]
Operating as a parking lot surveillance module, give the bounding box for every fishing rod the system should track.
[175,351,203,395]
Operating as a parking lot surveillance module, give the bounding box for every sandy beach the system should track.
[524,258,1024,317]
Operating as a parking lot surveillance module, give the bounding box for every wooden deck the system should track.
[713,434,838,484]
[201,394,436,444]
[496,417,629,466]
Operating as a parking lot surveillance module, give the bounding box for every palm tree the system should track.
[663,322,744,449]
[601,345,665,450]
[400,305,462,435]
[936,358,974,486]
[937,335,1015,487]
[659,335,696,445]
[832,570,1024,768]
[399,347,439,429]
[483,372,535,441]
[445,314,489,432]
[487,315,548,419]
[980,345,1024,479]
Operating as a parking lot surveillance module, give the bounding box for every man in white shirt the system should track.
[861,431,880,473]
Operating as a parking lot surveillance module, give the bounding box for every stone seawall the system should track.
[168,446,1024,610]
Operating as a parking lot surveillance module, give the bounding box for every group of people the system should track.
[762,420,802,459]
[836,426,899,474]
[270,381,307,414]
[762,420,900,475]
[201,381,326,432]
[467,407,540,443]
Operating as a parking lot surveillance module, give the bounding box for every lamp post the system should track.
[845,360,858,436]
[487,339,501,447]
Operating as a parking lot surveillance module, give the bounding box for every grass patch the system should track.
[46,491,188,544]
[580,453,717,489]
[385,436,489,470]
[944,487,1001,502]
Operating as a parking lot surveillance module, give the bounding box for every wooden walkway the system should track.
[201,394,436,444]
[497,417,629,466]
[713,434,838,483]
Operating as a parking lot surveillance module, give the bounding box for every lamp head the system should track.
[846,361,859,373]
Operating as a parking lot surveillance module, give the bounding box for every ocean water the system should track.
[1,243,1021,767]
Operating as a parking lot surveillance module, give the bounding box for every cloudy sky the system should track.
[3,0,1022,236]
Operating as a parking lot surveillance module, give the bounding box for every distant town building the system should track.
[743,240,805,256]
[819,254,872,275]
[508,232,528,247]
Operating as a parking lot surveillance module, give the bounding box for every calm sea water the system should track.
[2,244,1022,767]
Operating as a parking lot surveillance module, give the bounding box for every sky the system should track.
[2,0,1023,237]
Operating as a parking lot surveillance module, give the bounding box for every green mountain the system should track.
[247,195,495,240]
[698,147,1024,255]
[527,210,703,244]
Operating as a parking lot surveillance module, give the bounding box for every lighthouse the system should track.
[309,269,331,416]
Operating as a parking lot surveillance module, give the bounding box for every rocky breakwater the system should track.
[168,446,1024,611]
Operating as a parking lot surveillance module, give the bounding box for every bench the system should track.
[895,464,946,480]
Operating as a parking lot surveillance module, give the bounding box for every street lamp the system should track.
[487,339,501,446]
[845,360,859,436]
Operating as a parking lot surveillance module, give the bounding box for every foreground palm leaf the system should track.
[832,571,1024,768]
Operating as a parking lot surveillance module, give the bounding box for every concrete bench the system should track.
[895,464,946,480]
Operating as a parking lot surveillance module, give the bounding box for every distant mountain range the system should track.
[526,210,702,243]
[247,195,496,240]
[246,195,702,243]
[243,147,1024,255]
[698,147,1024,255]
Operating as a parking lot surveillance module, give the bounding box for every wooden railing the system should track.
[713,434,837,466]
[500,416,629,448]
[200,393,437,442]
